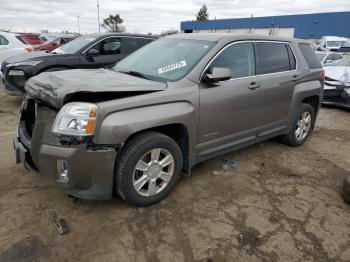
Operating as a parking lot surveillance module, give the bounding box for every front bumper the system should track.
[322,82,350,110]
[14,99,118,200]
[14,135,118,200]
[1,63,32,96]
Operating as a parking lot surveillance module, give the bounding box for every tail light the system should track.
[25,47,33,52]
[321,67,325,82]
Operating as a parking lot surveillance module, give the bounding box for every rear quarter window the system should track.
[255,42,293,74]
[298,43,322,69]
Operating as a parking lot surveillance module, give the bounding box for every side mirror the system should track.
[204,67,231,82]
[86,48,100,58]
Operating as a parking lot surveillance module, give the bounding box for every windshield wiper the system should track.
[119,70,152,80]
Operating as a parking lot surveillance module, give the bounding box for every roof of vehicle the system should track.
[20,33,40,36]
[0,31,21,37]
[315,50,335,54]
[87,32,158,39]
[321,36,343,41]
[166,33,307,44]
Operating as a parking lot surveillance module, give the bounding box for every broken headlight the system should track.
[52,102,98,136]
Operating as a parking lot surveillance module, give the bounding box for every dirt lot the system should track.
[0,87,349,262]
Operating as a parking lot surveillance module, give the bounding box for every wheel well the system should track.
[302,95,319,114]
[123,124,190,173]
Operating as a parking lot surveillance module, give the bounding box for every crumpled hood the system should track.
[325,66,350,87]
[25,68,167,108]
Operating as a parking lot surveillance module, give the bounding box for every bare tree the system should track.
[101,13,125,32]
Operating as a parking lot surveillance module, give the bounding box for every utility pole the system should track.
[77,16,80,35]
[97,0,101,33]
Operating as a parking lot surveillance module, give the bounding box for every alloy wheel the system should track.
[132,148,175,197]
[295,111,312,141]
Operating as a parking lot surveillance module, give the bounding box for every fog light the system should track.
[57,160,69,184]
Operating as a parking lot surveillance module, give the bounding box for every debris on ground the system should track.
[341,176,350,205]
[212,159,238,175]
[48,210,70,235]
[285,172,302,178]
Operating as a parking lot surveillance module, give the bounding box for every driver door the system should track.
[80,37,123,69]
[198,42,264,157]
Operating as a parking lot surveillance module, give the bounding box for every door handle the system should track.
[248,82,261,90]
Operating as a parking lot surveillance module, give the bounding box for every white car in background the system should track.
[0,32,34,79]
[315,51,344,66]
[0,32,34,63]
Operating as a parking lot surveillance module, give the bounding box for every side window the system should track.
[326,54,335,61]
[255,42,292,74]
[210,42,255,79]
[298,43,322,69]
[99,38,121,55]
[286,45,296,70]
[334,53,343,60]
[0,35,9,45]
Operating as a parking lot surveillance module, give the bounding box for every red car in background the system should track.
[34,36,76,52]
[19,33,43,45]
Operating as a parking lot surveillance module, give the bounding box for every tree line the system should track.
[102,4,209,34]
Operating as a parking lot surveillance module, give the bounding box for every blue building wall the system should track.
[180,11,350,39]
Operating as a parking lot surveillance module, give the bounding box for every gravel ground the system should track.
[0,87,349,262]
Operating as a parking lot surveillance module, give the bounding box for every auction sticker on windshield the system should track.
[158,61,187,74]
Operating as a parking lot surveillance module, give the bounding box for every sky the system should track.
[0,0,348,34]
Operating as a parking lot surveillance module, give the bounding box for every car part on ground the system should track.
[48,210,70,235]
[1,33,158,96]
[323,65,350,109]
[13,34,323,206]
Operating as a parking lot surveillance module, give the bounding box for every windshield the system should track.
[115,38,215,82]
[327,41,341,48]
[316,53,326,62]
[335,58,350,67]
[53,34,98,54]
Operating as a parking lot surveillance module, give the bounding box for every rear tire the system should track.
[341,176,350,205]
[116,132,183,207]
[282,103,315,146]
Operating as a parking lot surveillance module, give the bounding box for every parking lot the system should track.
[0,86,349,262]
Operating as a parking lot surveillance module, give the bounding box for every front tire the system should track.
[282,103,315,146]
[116,132,183,206]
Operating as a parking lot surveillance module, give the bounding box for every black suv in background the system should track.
[1,33,157,96]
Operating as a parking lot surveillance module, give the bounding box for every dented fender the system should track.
[93,102,197,147]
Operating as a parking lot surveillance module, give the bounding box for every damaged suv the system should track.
[14,34,324,206]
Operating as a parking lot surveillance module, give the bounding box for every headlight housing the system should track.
[7,60,43,67]
[52,102,98,136]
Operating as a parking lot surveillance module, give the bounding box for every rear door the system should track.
[80,37,123,68]
[252,41,298,136]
